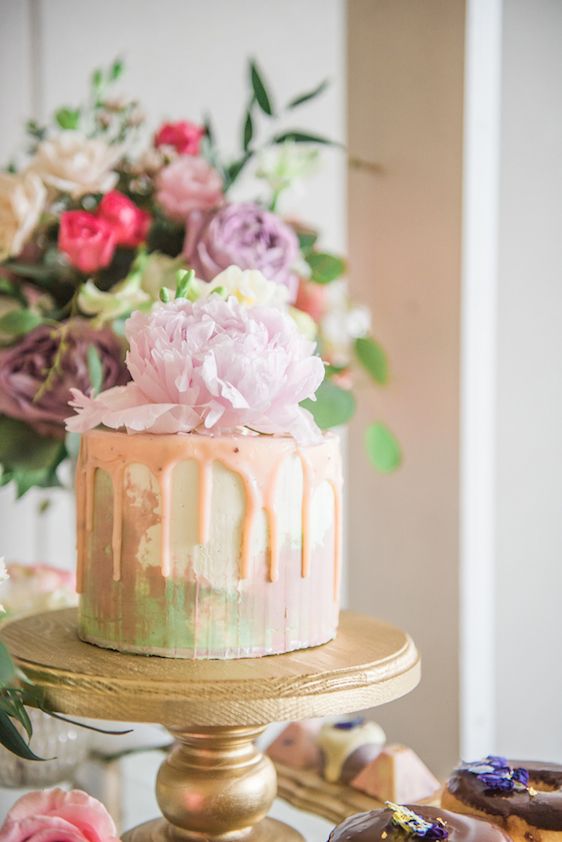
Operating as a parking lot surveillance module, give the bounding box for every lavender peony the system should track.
[0,320,127,437]
[66,295,325,443]
[183,203,300,301]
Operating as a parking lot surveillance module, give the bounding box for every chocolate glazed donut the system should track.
[444,760,562,833]
[328,805,512,841]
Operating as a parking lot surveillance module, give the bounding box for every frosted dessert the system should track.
[67,268,342,659]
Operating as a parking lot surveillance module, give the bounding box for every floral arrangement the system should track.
[0,788,120,842]
[0,58,399,496]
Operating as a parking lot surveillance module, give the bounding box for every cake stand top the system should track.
[1,608,420,727]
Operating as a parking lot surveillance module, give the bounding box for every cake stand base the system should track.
[123,817,304,842]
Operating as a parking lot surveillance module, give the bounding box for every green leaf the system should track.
[243,108,254,152]
[273,130,338,146]
[355,336,389,385]
[0,309,42,336]
[87,344,103,395]
[0,643,17,686]
[365,423,401,473]
[109,57,124,81]
[297,231,318,254]
[306,252,345,284]
[0,417,66,497]
[0,711,46,761]
[224,152,253,189]
[175,268,195,300]
[91,67,103,90]
[250,60,274,116]
[287,79,329,109]
[301,379,356,429]
[55,107,80,130]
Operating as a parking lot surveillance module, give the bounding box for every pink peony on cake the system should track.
[66,268,342,659]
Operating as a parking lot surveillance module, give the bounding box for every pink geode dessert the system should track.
[66,269,342,659]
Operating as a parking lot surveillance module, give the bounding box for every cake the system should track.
[350,744,440,803]
[328,803,513,841]
[318,718,386,784]
[67,269,342,659]
[442,755,562,841]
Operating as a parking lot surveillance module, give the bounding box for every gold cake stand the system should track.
[1,608,420,842]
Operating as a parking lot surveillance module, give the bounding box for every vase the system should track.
[0,709,90,788]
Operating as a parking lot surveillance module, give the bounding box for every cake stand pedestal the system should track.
[1,608,420,842]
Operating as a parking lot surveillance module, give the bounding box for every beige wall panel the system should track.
[347,0,465,774]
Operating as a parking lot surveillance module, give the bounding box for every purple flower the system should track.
[183,202,300,301]
[478,774,515,792]
[0,320,127,437]
[512,767,530,787]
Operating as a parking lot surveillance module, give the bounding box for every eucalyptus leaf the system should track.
[109,57,124,81]
[355,336,389,385]
[0,309,42,336]
[301,379,356,429]
[287,79,329,109]
[55,107,80,130]
[243,109,254,151]
[365,423,401,473]
[250,60,274,116]
[0,643,17,686]
[87,344,103,395]
[273,130,338,146]
[0,712,46,761]
[297,231,318,254]
[306,252,345,284]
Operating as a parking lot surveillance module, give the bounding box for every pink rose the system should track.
[155,157,223,220]
[59,211,115,274]
[97,190,151,248]
[0,788,120,842]
[154,120,205,155]
[66,295,325,444]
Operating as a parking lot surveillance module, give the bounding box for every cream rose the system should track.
[28,131,121,197]
[0,171,46,260]
[201,266,290,308]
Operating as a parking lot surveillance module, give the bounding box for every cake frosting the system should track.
[76,427,341,658]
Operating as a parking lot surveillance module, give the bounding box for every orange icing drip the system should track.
[76,429,342,589]
[111,465,124,582]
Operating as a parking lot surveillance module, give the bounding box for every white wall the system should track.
[0,0,346,569]
[494,0,562,761]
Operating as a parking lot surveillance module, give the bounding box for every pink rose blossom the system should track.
[66,295,324,444]
[154,120,205,155]
[0,788,119,842]
[59,211,116,274]
[155,157,223,220]
[97,190,151,248]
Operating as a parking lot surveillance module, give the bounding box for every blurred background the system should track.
[0,0,560,811]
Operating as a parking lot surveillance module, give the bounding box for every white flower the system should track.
[289,306,317,340]
[198,266,290,309]
[28,131,121,197]
[0,171,46,260]
[256,142,319,194]
[78,274,150,325]
[320,282,373,366]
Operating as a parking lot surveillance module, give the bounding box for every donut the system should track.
[318,718,386,784]
[442,755,562,841]
[328,803,512,841]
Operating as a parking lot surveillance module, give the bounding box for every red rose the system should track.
[98,190,151,248]
[58,211,115,274]
[154,120,205,155]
